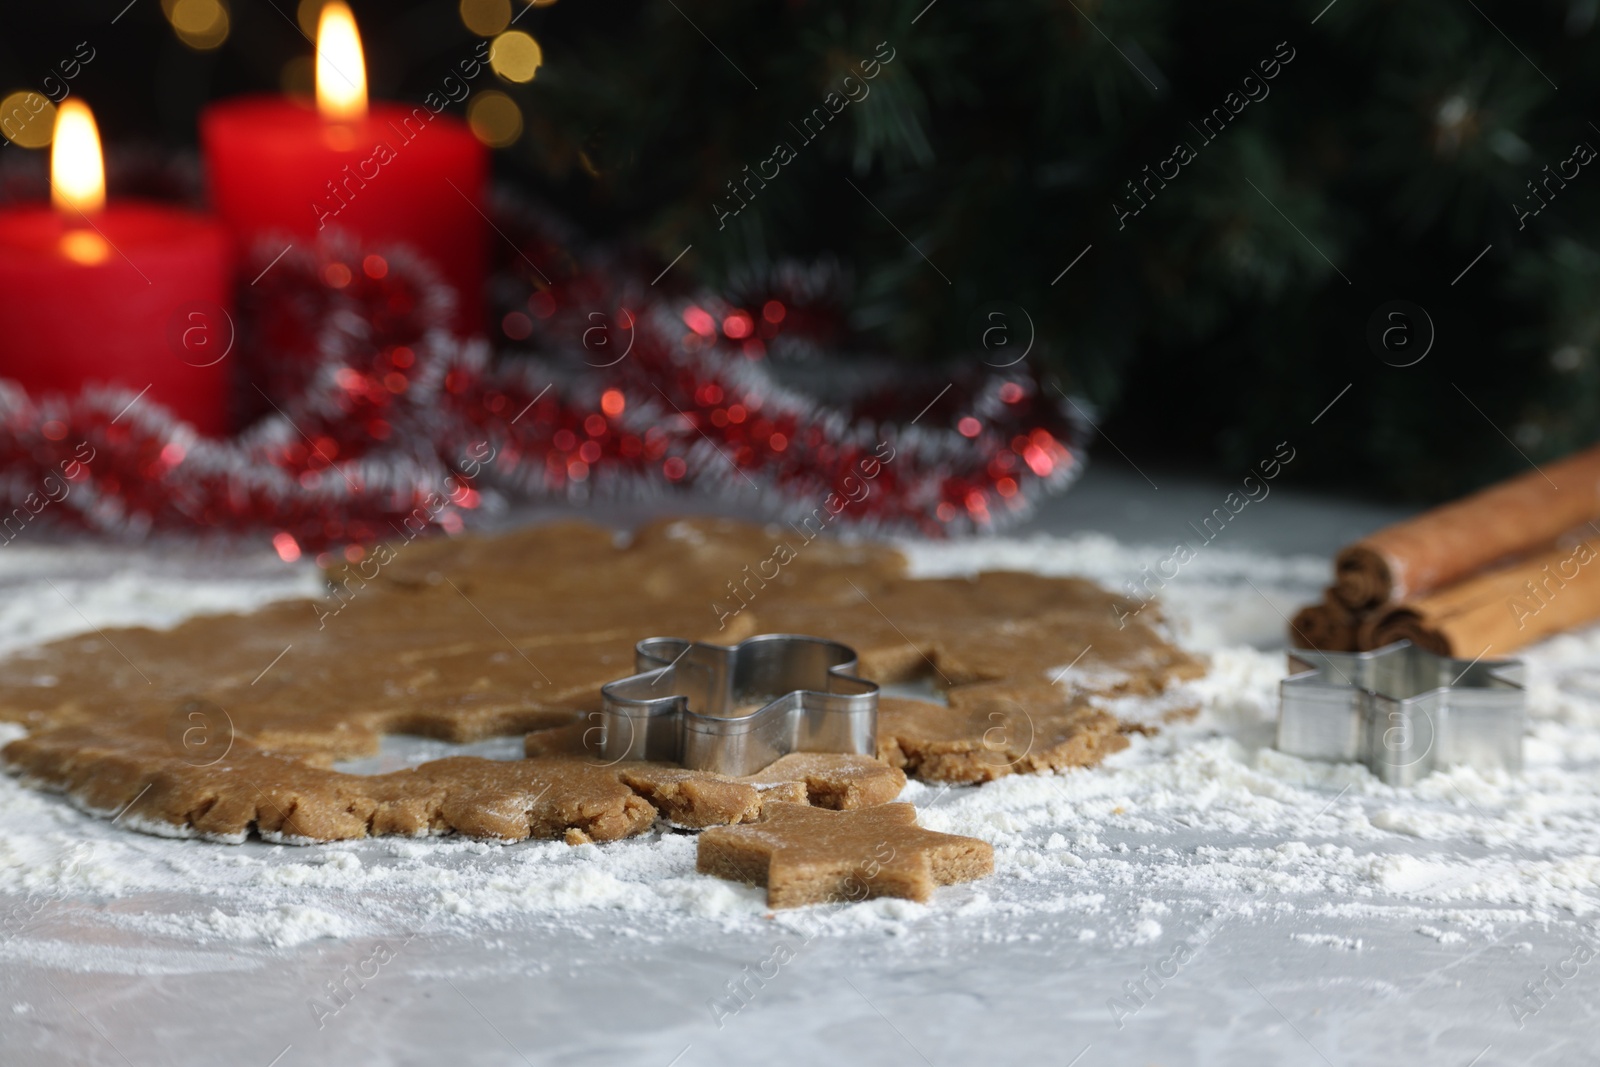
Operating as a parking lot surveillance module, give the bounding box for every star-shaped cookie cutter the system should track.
[1278,640,1524,787]
[597,634,879,776]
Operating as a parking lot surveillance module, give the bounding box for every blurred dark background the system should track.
[5,0,1599,503]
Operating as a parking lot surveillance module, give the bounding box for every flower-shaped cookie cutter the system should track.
[597,634,879,776]
[1278,640,1524,787]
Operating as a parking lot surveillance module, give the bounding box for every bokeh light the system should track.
[490,30,542,83]
[296,0,321,36]
[0,92,55,149]
[166,0,230,51]
[460,0,511,36]
[467,90,523,147]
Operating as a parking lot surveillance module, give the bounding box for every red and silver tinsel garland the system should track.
[0,203,1085,563]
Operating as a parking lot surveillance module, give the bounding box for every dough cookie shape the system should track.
[0,517,1200,843]
[697,802,994,908]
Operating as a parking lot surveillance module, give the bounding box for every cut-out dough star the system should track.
[696,801,994,908]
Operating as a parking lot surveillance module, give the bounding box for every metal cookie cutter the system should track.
[1278,640,1524,787]
[597,634,879,776]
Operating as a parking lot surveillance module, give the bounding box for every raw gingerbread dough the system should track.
[697,801,994,908]
[521,722,908,827]
[3,724,655,844]
[0,517,1201,843]
[616,753,906,828]
[875,686,1142,784]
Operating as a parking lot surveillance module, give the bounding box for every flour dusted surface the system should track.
[1,531,1599,985]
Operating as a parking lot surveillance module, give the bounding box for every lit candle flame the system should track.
[316,1,368,122]
[51,99,105,216]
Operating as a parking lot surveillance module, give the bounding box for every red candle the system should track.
[200,2,488,336]
[0,101,234,436]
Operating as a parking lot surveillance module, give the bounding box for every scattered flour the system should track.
[1292,932,1363,950]
[1,531,1599,975]
[198,905,357,947]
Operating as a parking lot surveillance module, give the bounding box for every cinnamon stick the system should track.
[1362,536,1600,657]
[1332,442,1600,610]
[1289,590,1360,651]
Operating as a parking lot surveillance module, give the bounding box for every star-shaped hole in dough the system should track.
[696,801,993,908]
